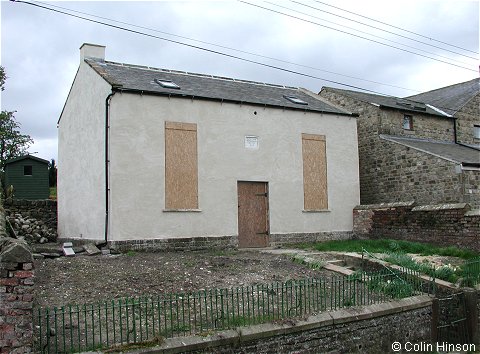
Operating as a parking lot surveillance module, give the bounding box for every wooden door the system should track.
[237,181,269,248]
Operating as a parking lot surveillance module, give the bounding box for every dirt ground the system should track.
[33,249,338,308]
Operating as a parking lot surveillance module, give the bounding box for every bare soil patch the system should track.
[34,250,337,308]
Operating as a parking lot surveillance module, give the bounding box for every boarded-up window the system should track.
[302,134,328,210]
[165,122,198,209]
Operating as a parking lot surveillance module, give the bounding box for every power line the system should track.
[26,0,421,93]
[12,0,392,96]
[11,0,478,116]
[313,0,479,56]
[292,0,478,61]
[267,1,474,66]
[240,1,477,73]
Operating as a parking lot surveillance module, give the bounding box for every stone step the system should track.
[326,259,345,266]
[323,263,356,276]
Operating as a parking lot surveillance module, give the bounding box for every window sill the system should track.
[303,209,330,213]
[163,209,202,212]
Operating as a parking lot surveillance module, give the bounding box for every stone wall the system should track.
[378,108,455,142]
[364,137,475,207]
[353,202,480,252]
[0,237,35,353]
[456,92,480,146]
[4,199,57,243]
[63,231,354,252]
[106,236,238,252]
[463,169,480,209]
[143,295,432,354]
[318,89,480,208]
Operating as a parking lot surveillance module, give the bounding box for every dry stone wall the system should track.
[4,199,57,244]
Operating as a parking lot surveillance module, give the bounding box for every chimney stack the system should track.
[80,43,105,62]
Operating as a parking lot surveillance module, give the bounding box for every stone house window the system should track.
[474,125,480,139]
[403,115,413,130]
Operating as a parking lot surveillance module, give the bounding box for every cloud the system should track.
[1,0,478,163]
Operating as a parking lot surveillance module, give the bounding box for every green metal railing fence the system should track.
[462,257,480,287]
[35,267,427,353]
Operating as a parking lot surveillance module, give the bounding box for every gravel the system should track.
[34,249,336,308]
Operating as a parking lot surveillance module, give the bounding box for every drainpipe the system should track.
[101,90,117,247]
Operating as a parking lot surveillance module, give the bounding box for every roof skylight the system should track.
[155,79,180,89]
[396,100,426,111]
[283,95,308,105]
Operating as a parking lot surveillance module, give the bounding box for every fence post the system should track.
[431,297,439,344]
[463,288,479,345]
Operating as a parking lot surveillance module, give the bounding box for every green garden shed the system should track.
[4,155,50,200]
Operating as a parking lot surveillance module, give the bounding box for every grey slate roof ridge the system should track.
[103,59,299,90]
[85,58,351,115]
[406,78,480,115]
[320,86,449,118]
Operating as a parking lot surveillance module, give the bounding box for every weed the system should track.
[104,335,164,353]
[183,260,196,267]
[368,277,414,299]
[290,254,325,269]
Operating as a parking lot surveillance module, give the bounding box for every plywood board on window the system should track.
[302,134,328,210]
[165,122,198,209]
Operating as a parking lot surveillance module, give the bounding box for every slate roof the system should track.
[320,87,451,118]
[407,78,480,116]
[380,135,480,166]
[85,58,351,115]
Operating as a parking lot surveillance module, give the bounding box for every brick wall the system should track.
[0,238,34,353]
[353,202,480,252]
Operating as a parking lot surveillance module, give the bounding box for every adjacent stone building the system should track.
[407,78,480,148]
[319,80,480,208]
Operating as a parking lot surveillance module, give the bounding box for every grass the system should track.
[293,239,480,284]
[384,253,458,283]
[294,239,479,260]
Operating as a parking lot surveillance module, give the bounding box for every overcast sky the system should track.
[1,0,479,163]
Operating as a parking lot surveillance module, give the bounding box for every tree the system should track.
[48,159,57,187]
[0,66,33,169]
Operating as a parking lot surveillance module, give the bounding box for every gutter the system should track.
[100,89,117,247]
[107,87,355,117]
